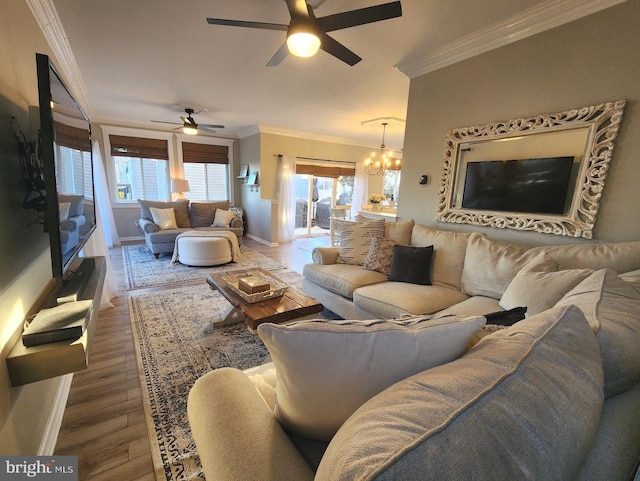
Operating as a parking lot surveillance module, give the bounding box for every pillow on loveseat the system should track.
[315,305,603,481]
[189,201,229,227]
[257,314,486,441]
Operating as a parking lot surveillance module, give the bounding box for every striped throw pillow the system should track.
[336,219,385,265]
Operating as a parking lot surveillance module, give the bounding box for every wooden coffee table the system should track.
[206,267,324,332]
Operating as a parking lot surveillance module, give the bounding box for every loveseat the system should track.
[135,199,243,258]
[187,219,640,480]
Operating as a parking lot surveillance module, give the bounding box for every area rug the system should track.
[129,271,336,481]
[123,244,286,290]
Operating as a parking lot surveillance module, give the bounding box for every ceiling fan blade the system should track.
[198,126,219,133]
[200,124,225,129]
[318,1,402,32]
[319,33,362,66]
[181,116,197,127]
[206,18,288,31]
[151,120,181,125]
[267,42,290,67]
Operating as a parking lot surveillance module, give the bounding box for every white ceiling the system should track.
[44,0,619,151]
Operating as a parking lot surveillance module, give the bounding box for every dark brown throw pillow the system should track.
[484,307,527,326]
[388,245,434,285]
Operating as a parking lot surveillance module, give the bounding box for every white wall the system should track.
[399,0,640,245]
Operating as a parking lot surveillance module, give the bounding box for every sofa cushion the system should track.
[336,219,385,266]
[139,199,191,228]
[556,268,640,398]
[303,263,387,299]
[461,232,538,299]
[388,245,433,285]
[150,207,178,230]
[384,219,414,245]
[189,201,229,227]
[363,237,396,276]
[535,240,640,273]
[410,224,470,290]
[257,314,486,441]
[315,305,604,481]
[58,193,84,217]
[499,252,593,316]
[354,282,469,318]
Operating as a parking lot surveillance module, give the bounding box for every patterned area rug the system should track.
[123,244,286,290]
[129,271,336,481]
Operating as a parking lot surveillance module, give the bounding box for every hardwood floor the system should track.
[54,235,330,480]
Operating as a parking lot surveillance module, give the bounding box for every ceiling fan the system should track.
[151,108,225,135]
[206,0,402,66]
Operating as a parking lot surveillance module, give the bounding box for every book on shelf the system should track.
[22,300,93,347]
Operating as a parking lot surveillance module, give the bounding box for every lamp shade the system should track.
[171,178,190,193]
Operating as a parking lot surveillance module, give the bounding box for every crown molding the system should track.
[26,0,95,119]
[395,0,627,79]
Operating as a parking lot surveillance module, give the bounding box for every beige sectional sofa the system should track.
[187,220,640,480]
[135,199,243,258]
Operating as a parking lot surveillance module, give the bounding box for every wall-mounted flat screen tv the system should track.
[461,156,574,215]
[36,53,96,280]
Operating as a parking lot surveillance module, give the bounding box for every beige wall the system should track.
[399,0,640,245]
[0,0,67,455]
[239,131,378,244]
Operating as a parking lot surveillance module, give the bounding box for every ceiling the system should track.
[44,0,615,151]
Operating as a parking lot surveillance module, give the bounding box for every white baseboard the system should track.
[245,233,279,247]
[38,373,73,455]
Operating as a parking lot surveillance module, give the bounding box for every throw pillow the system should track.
[149,207,177,230]
[388,245,434,285]
[59,202,71,222]
[556,268,640,398]
[499,251,593,316]
[363,237,396,276]
[315,305,603,481]
[213,208,236,227]
[336,219,385,266]
[189,201,229,227]
[139,199,191,228]
[258,314,486,441]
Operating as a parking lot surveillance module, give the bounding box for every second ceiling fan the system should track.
[206,0,402,66]
[151,108,225,135]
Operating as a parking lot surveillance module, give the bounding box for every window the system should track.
[109,135,170,201]
[384,170,401,203]
[184,162,228,200]
[181,142,229,201]
[56,145,93,199]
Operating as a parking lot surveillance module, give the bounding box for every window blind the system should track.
[182,142,229,164]
[109,135,169,160]
[295,164,355,178]
[55,122,91,152]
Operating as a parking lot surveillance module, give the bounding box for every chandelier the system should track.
[364,122,401,176]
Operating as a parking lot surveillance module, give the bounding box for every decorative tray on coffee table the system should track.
[221,270,288,303]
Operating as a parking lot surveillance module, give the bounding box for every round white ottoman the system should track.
[177,236,233,267]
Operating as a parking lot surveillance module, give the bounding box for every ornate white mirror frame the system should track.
[435,100,626,239]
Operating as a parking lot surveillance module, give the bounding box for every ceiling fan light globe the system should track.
[287,32,321,57]
[183,126,198,135]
